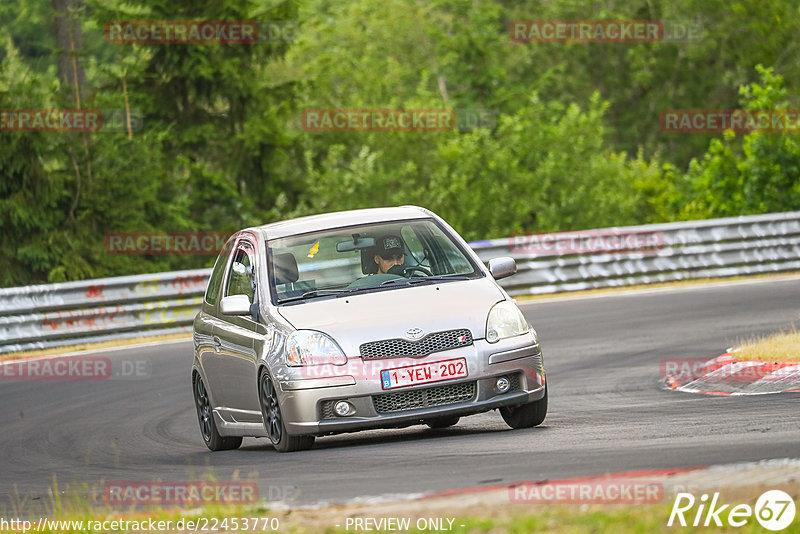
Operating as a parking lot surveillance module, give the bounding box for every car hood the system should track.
[276,277,505,357]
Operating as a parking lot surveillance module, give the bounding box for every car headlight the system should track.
[486,301,529,343]
[285,330,347,366]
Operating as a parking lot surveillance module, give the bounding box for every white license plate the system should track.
[380,358,468,390]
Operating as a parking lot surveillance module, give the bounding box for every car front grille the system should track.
[503,372,522,393]
[320,400,336,419]
[372,381,476,414]
[360,328,473,359]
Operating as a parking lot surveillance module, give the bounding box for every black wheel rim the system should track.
[260,374,282,444]
[194,377,213,442]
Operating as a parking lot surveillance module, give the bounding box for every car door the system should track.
[195,244,231,403]
[213,236,263,422]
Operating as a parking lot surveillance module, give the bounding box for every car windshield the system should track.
[267,219,481,304]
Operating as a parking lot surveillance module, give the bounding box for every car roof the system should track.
[248,206,434,240]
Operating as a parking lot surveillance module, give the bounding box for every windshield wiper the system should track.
[278,289,352,304]
[380,274,474,287]
[379,278,427,287]
[415,275,474,282]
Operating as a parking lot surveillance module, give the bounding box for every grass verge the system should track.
[734,327,800,364]
[3,482,799,533]
[2,502,796,533]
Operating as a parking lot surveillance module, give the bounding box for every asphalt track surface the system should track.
[2,277,799,507]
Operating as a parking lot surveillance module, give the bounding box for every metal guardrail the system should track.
[1,212,799,354]
[470,211,800,296]
[0,270,210,354]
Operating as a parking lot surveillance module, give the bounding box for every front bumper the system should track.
[276,332,545,435]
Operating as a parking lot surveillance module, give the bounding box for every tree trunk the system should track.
[52,0,87,106]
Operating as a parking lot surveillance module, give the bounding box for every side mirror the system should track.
[488,257,517,280]
[220,294,253,316]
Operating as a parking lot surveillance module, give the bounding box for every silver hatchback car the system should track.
[192,206,547,452]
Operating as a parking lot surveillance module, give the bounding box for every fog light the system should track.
[487,329,500,343]
[333,400,354,417]
[496,377,510,393]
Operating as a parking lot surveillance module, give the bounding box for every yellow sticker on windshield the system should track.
[307,241,320,258]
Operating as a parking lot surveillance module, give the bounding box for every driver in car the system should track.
[373,234,406,275]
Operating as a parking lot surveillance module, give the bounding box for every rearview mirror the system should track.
[488,257,517,280]
[336,236,376,252]
[220,294,252,316]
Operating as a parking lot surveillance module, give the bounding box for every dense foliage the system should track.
[1,0,799,285]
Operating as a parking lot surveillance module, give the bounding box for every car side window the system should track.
[204,250,229,305]
[224,242,256,303]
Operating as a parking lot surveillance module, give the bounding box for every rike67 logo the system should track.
[668,490,796,531]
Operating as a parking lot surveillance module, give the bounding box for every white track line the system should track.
[0,336,191,365]
[518,274,800,306]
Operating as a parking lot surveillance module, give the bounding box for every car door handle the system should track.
[212,335,222,352]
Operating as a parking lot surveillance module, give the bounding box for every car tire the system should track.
[258,370,315,453]
[500,385,547,429]
[426,416,460,429]
[193,374,243,451]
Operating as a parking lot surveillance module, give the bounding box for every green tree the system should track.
[684,66,800,218]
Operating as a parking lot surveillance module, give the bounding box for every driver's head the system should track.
[373,234,404,274]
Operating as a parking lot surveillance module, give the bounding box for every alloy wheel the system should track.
[260,373,283,444]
